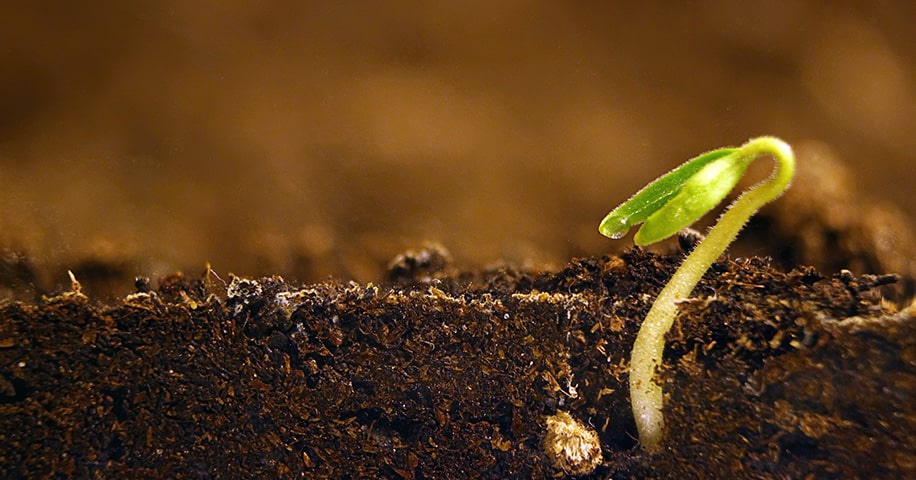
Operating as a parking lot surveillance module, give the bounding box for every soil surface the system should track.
[2,246,913,478]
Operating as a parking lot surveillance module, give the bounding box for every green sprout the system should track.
[599,136,795,451]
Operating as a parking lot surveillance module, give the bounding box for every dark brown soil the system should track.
[2,246,912,478]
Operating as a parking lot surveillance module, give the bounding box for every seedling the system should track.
[599,136,795,451]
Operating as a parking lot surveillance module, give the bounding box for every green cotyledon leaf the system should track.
[633,153,752,245]
[598,147,737,241]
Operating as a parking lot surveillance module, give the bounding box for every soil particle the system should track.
[1,248,913,478]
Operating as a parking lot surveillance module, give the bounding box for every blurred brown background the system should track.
[1,1,913,292]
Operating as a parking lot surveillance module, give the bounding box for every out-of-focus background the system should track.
[1,1,913,295]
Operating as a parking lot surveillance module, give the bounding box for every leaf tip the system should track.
[598,213,630,240]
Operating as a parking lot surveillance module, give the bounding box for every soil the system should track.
[2,244,913,479]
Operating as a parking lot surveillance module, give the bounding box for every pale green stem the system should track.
[630,136,795,451]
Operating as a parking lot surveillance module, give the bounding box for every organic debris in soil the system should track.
[1,248,913,478]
